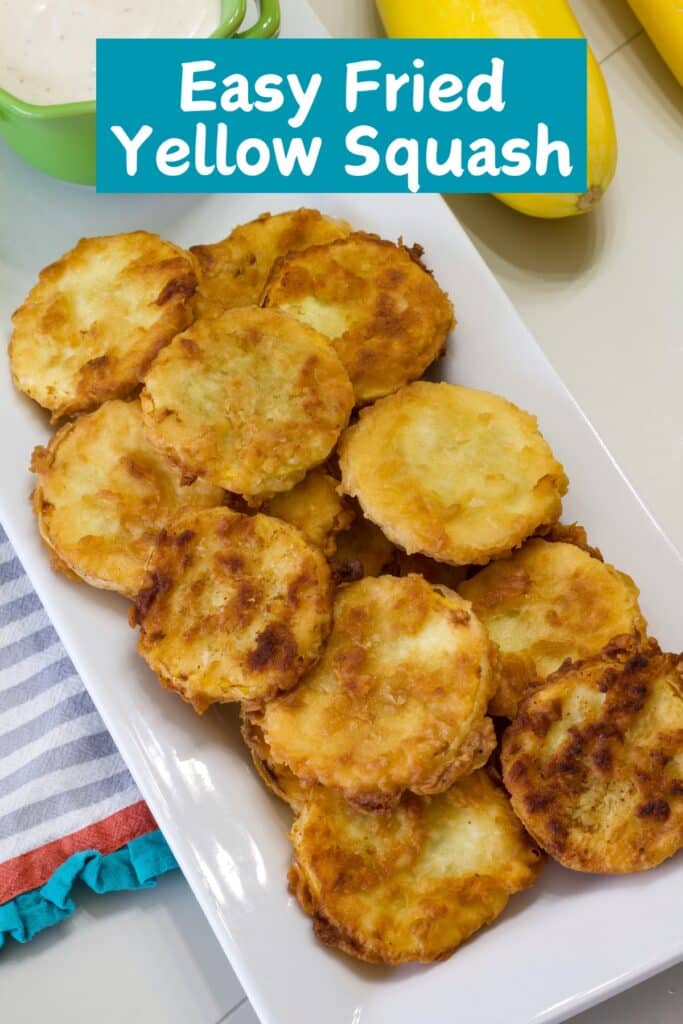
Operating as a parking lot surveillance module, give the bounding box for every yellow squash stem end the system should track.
[495,51,617,219]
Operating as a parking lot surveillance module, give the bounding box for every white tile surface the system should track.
[568,0,641,62]
[571,963,683,1024]
[308,0,642,62]
[219,999,259,1024]
[2,2,681,1024]
[1,871,245,1024]
[446,28,683,552]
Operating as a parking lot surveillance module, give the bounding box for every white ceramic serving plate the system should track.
[1,172,682,1024]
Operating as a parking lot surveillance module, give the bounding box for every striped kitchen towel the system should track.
[0,522,176,943]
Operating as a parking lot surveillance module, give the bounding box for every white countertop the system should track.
[2,1,681,1022]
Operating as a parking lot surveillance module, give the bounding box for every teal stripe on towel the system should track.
[0,830,178,947]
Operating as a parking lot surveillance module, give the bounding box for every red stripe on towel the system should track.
[0,801,157,903]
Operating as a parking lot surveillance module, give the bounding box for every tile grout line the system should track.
[599,27,644,66]
[215,996,249,1024]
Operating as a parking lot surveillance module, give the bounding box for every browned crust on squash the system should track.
[502,636,683,873]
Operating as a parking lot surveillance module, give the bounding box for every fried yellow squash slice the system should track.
[31,399,223,597]
[134,507,333,711]
[339,382,568,567]
[140,307,354,500]
[264,232,454,404]
[191,208,351,319]
[389,549,470,590]
[250,574,496,811]
[460,538,647,718]
[289,771,544,964]
[328,512,396,584]
[10,232,196,421]
[263,469,353,555]
[241,712,311,811]
[502,637,683,873]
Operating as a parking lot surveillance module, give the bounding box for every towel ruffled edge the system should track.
[0,830,177,948]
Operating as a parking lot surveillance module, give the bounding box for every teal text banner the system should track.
[96,39,587,194]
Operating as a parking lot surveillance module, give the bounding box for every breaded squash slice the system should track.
[264,232,454,404]
[191,208,351,319]
[30,399,223,597]
[535,520,603,560]
[263,469,353,555]
[502,637,683,873]
[133,507,333,711]
[460,538,647,718]
[388,549,470,590]
[140,307,354,500]
[241,712,311,811]
[249,575,496,811]
[329,518,467,588]
[289,771,544,964]
[10,232,196,421]
[339,382,568,567]
[328,512,396,584]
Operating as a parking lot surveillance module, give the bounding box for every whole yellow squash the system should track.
[626,0,683,85]
[375,0,617,218]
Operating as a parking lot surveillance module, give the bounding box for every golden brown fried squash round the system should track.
[241,712,311,811]
[263,469,353,556]
[140,307,354,500]
[250,574,496,811]
[502,637,683,873]
[264,232,454,404]
[460,538,647,718]
[10,232,196,421]
[535,520,603,560]
[191,208,351,319]
[30,400,223,597]
[289,771,544,964]
[339,382,568,567]
[388,549,470,590]
[328,512,396,584]
[134,507,333,711]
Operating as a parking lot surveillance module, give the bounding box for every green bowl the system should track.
[0,0,280,185]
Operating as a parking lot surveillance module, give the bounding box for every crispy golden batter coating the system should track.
[263,469,353,555]
[460,539,647,718]
[241,712,311,811]
[388,550,470,590]
[330,528,469,589]
[289,771,544,964]
[502,637,683,873]
[328,513,396,584]
[339,382,568,567]
[535,521,603,560]
[250,575,496,811]
[191,208,351,319]
[30,400,223,598]
[140,307,354,500]
[10,232,196,421]
[134,507,333,711]
[264,233,454,404]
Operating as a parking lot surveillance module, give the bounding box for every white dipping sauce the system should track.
[0,0,222,105]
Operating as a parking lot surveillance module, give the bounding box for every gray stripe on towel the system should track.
[0,591,42,628]
[0,656,76,714]
[0,625,59,671]
[0,769,136,840]
[0,690,96,758]
[0,730,117,800]
[0,558,25,586]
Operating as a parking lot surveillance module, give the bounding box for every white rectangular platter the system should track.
[1,164,682,1024]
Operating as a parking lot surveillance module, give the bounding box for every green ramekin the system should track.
[0,0,280,185]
